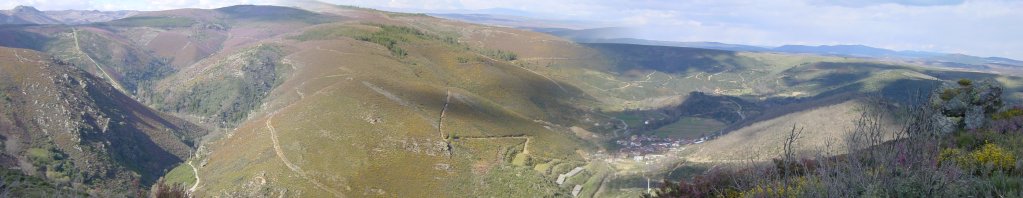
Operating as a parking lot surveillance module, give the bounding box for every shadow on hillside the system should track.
[584,43,745,74]
[72,63,203,186]
[216,5,345,23]
[0,26,52,50]
[364,68,604,136]
[620,77,941,141]
[780,62,897,88]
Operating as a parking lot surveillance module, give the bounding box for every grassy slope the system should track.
[188,8,596,196]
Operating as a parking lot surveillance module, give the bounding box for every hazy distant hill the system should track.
[429,12,597,29]
[575,37,771,52]
[0,6,136,25]
[0,6,60,24]
[774,44,906,57]
[43,9,138,24]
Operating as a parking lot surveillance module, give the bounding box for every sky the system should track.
[3,0,1021,59]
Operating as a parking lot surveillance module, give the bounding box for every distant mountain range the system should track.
[433,13,1023,70]
[0,5,137,25]
[546,29,1023,70]
[429,10,606,30]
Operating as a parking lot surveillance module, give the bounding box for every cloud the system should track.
[2,0,282,11]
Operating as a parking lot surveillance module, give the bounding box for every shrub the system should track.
[649,168,742,198]
[772,158,819,177]
[939,148,971,168]
[739,177,816,198]
[939,88,960,101]
[942,143,1018,174]
[993,107,1023,120]
[151,179,188,198]
[958,79,973,86]
[973,143,1016,172]
[479,49,517,61]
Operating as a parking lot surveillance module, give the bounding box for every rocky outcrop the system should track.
[930,79,1003,132]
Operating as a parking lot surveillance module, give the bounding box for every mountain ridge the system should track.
[0,5,137,25]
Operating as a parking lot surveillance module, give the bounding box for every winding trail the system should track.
[266,112,344,197]
[12,49,26,63]
[73,28,126,92]
[438,90,451,140]
[187,161,200,193]
[725,98,746,120]
[593,113,628,137]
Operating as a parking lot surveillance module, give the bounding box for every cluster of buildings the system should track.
[614,135,706,159]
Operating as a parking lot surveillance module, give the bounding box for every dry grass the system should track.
[685,100,897,162]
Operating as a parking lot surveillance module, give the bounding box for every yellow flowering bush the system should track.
[940,143,1016,173]
[972,143,1016,171]
[737,177,817,198]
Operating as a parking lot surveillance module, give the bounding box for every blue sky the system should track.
[4,0,1021,59]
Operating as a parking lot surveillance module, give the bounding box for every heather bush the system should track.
[991,106,1023,134]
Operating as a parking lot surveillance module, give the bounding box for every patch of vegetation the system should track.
[993,107,1023,120]
[0,89,8,103]
[151,179,188,198]
[162,163,196,187]
[163,44,288,127]
[291,24,424,57]
[25,146,75,184]
[959,78,974,86]
[940,88,961,101]
[0,168,84,196]
[216,5,331,24]
[478,48,518,61]
[288,25,365,41]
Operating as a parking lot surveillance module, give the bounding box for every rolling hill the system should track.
[0,2,1021,197]
[0,6,136,25]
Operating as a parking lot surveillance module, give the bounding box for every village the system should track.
[613,134,707,161]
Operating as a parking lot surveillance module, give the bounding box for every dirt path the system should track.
[458,136,532,155]
[266,112,344,197]
[725,98,746,120]
[593,113,628,137]
[315,46,357,55]
[187,161,200,193]
[438,90,451,140]
[12,49,26,63]
[73,28,126,92]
